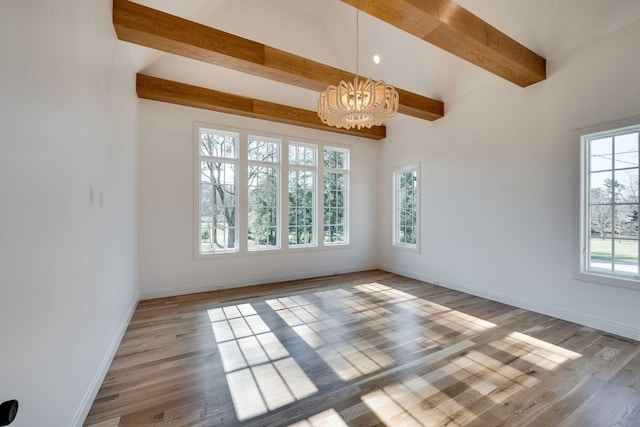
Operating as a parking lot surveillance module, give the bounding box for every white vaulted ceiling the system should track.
[124,0,640,118]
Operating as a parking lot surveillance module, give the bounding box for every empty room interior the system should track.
[3,0,640,426]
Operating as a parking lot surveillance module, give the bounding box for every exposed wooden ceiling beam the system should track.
[136,74,386,140]
[113,0,444,122]
[341,0,546,87]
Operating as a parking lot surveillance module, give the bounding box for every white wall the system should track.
[138,100,379,298]
[0,1,139,426]
[378,21,640,341]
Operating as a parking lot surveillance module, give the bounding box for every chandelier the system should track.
[318,10,399,130]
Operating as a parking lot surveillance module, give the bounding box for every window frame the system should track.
[392,163,420,252]
[576,117,640,290]
[323,146,350,246]
[197,127,240,255]
[287,141,318,248]
[247,135,282,252]
[194,123,350,258]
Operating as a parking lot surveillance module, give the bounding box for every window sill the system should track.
[196,243,352,260]
[391,244,420,254]
[574,270,640,291]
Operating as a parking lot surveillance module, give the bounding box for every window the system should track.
[196,124,349,256]
[288,142,316,247]
[199,128,239,253]
[324,147,349,245]
[580,121,640,287]
[248,136,280,251]
[393,165,419,250]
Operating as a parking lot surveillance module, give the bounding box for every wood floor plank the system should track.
[84,270,640,427]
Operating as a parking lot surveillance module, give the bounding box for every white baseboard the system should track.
[380,263,640,342]
[72,297,139,427]
[140,264,377,300]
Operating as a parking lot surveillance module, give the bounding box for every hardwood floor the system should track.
[84,270,640,426]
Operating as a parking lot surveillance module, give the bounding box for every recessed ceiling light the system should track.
[373,54,381,64]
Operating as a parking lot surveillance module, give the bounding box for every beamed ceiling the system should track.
[114,0,640,139]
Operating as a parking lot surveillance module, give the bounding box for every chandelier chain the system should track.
[355,10,359,81]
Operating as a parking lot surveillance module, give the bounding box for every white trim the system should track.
[72,298,138,427]
[380,263,640,342]
[139,264,376,300]
[194,242,353,261]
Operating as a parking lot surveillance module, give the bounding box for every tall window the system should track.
[393,165,419,250]
[199,128,239,253]
[288,142,316,247]
[196,125,348,256]
[248,136,280,250]
[581,123,640,283]
[324,147,348,244]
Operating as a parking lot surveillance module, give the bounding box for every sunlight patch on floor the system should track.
[456,350,539,403]
[208,304,318,421]
[361,343,549,426]
[354,282,497,340]
[489,332,582,371]
[362,375,476,427]
[287,408,349,427]
[267,295,394,381]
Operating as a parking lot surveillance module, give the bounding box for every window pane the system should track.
[248,166,279,250]
[324,148,346,169]
[614,132,639,169]
[589,205,612,240]
[289,145,297,164]
[615,204,639,238]
[590,171,612,204]
[589,237,612,272]
[615,169,638,203]
[200,182,214,252]
[200,161,237,252]
[289,142,316,166]
[590,137,612,172]
[289,169,314,246]
[614,239,638,275]
[248,136,280,163]
[200,130,237,158]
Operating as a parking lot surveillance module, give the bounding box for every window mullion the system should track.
[282,140,290,250]
[637,138,640,277]
[318,153,325,248]
[238,133,248,253]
